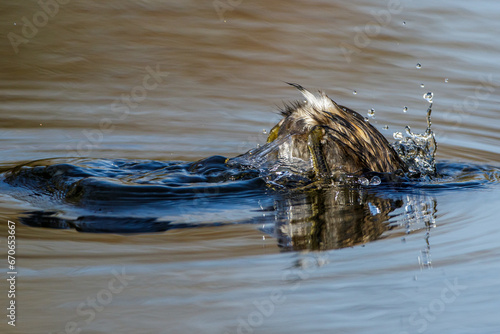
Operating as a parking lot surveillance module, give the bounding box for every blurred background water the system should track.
[1,0,500,333]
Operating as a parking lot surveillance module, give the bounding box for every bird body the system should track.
[266,84,406,178]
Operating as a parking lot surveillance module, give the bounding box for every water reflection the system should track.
[400,193,436,269]
[3,156,441,252]
[17,186,438,253]
[272,187,400,251]
[271,188,437,252]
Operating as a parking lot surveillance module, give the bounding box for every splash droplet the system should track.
[367,108,375,117]
[403,106,408,113]
[353,90,357,95]
[420,83,425,88]
[444,78,449,83]
[423,92,433,103]
[393,131,403,140]
[416,63,422,69]
[359,177,369,186]
[405,125,412,135]
[383,125,389,130]
[403,21,406,25]
[364,117,369,122]
[262,129,267,134]
[370,176,381,186]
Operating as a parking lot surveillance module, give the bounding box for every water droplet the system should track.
[444,78,449,83]
[353,90,357,95]
[262,129,267,134]
[256,144,261,148]
[383,125,389,130]
[370,176,381,186]
[14,22,17,26]
[364,117,369,122]
[262,236,266,240]
[420,83,425,88]
[423,92,433,103]
[359,177,369,186]
[393,131,403,140]
[403,106,408,113]
[367,108,375,117]
[416,63,422,69]
[405,125,412,135]
[403,21,406,25]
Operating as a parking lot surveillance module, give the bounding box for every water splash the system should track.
[393,131,404,140]
[230,98,439,185]
[392,101,437,178]
[423,92,433,103]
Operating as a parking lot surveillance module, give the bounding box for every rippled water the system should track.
[1,0,500,333]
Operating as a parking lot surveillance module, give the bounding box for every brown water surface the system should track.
[1,1,500,333]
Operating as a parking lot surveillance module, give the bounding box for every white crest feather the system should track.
[289,83,335,111]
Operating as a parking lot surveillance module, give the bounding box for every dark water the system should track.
[2,156,499,246]
[1,0,500,333]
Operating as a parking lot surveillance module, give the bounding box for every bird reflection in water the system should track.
[19,189,436,254]
[269,187,436,252]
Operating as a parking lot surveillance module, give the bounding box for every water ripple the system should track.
[1,156,499,251]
